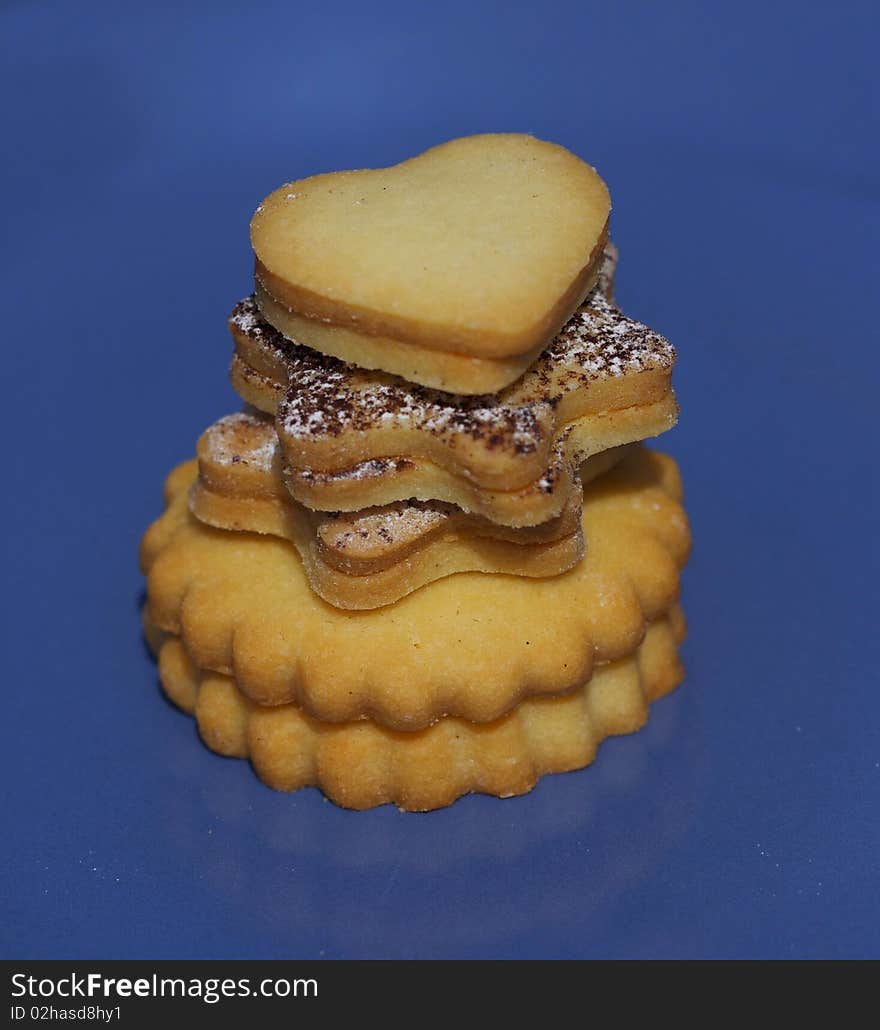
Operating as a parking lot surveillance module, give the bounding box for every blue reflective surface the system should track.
[2,0,878,959]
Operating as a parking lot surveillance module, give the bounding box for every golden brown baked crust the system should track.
[146,607,686,811]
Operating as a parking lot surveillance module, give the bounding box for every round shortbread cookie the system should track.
[145,607,686,812]
[140,447,690,729]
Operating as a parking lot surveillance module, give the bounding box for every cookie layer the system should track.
[230,245,677,521]
[251,134,610,370]
[147,607,686,812]
[141,446,690,728]
[250,289,549,395]
[190,413,605,609]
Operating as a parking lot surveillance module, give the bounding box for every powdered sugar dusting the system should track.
[202,414,455,548]
[544,247,672,381]
[204,412,278,471]
[296,456,415,484]
[321,502,447,553]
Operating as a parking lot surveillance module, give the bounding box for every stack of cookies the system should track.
[141,135,691,811]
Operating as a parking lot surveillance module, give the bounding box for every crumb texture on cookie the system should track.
[148,607,685,811]
[140,446,690,728]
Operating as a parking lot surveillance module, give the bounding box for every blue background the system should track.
[2,0,877,959]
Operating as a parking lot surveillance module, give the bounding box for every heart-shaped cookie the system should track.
[250,134,610,390]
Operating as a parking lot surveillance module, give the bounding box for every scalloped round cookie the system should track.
[140,446,689,730]
[147,607,686,811]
